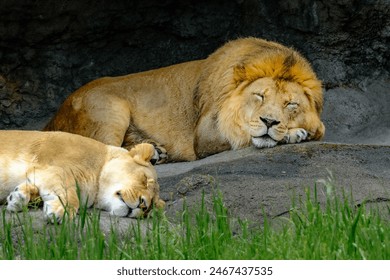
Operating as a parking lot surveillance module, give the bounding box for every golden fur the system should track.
[45,37,325,162]
[0,130,165,222]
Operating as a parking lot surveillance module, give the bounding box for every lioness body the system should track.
[0,130,164,222]
[45,37,325,162]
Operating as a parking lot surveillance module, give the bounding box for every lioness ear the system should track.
[129,143,155,166]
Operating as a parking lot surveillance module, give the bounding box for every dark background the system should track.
[0,0,389,142]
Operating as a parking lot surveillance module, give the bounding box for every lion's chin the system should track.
[251,135,278,149]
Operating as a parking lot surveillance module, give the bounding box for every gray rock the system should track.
[322,80,390,145]
[157,143,390,225]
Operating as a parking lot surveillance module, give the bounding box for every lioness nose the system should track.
[260,117,280,128]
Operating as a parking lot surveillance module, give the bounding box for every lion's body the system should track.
[45,37,325,162]
[0,130,164,222]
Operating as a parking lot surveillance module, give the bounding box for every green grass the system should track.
[0,185,389,260]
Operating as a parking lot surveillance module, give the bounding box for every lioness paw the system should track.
[42,198,74,223]
[285,128,308,144]
[6,188,28,212]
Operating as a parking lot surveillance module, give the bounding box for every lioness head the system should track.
[97,143,165,218]
[217,49,325,149]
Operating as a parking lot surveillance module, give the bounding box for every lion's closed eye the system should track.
[253,92,264,101]
[286,102,299,110]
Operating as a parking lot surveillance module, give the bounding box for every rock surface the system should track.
[157,142,390,225]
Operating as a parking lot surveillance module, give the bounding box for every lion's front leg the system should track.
[6,182,39,212]
[122,123,168,164]
[283,128,308,144]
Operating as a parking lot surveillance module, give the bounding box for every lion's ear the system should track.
[129,143,155,166]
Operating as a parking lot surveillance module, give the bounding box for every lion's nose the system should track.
[260,117,280,128]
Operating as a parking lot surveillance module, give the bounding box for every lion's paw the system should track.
[6,188,29,212]
[285,128,308,144]
[151,145,168,165]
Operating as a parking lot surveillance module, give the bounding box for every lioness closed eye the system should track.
[0,130,165,223]
[45,37,325,162]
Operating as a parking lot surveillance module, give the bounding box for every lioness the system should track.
[0,130,165,222]
[45,37,325,163]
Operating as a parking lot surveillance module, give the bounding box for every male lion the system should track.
[0,130,165,222]
[45,37,325,163]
